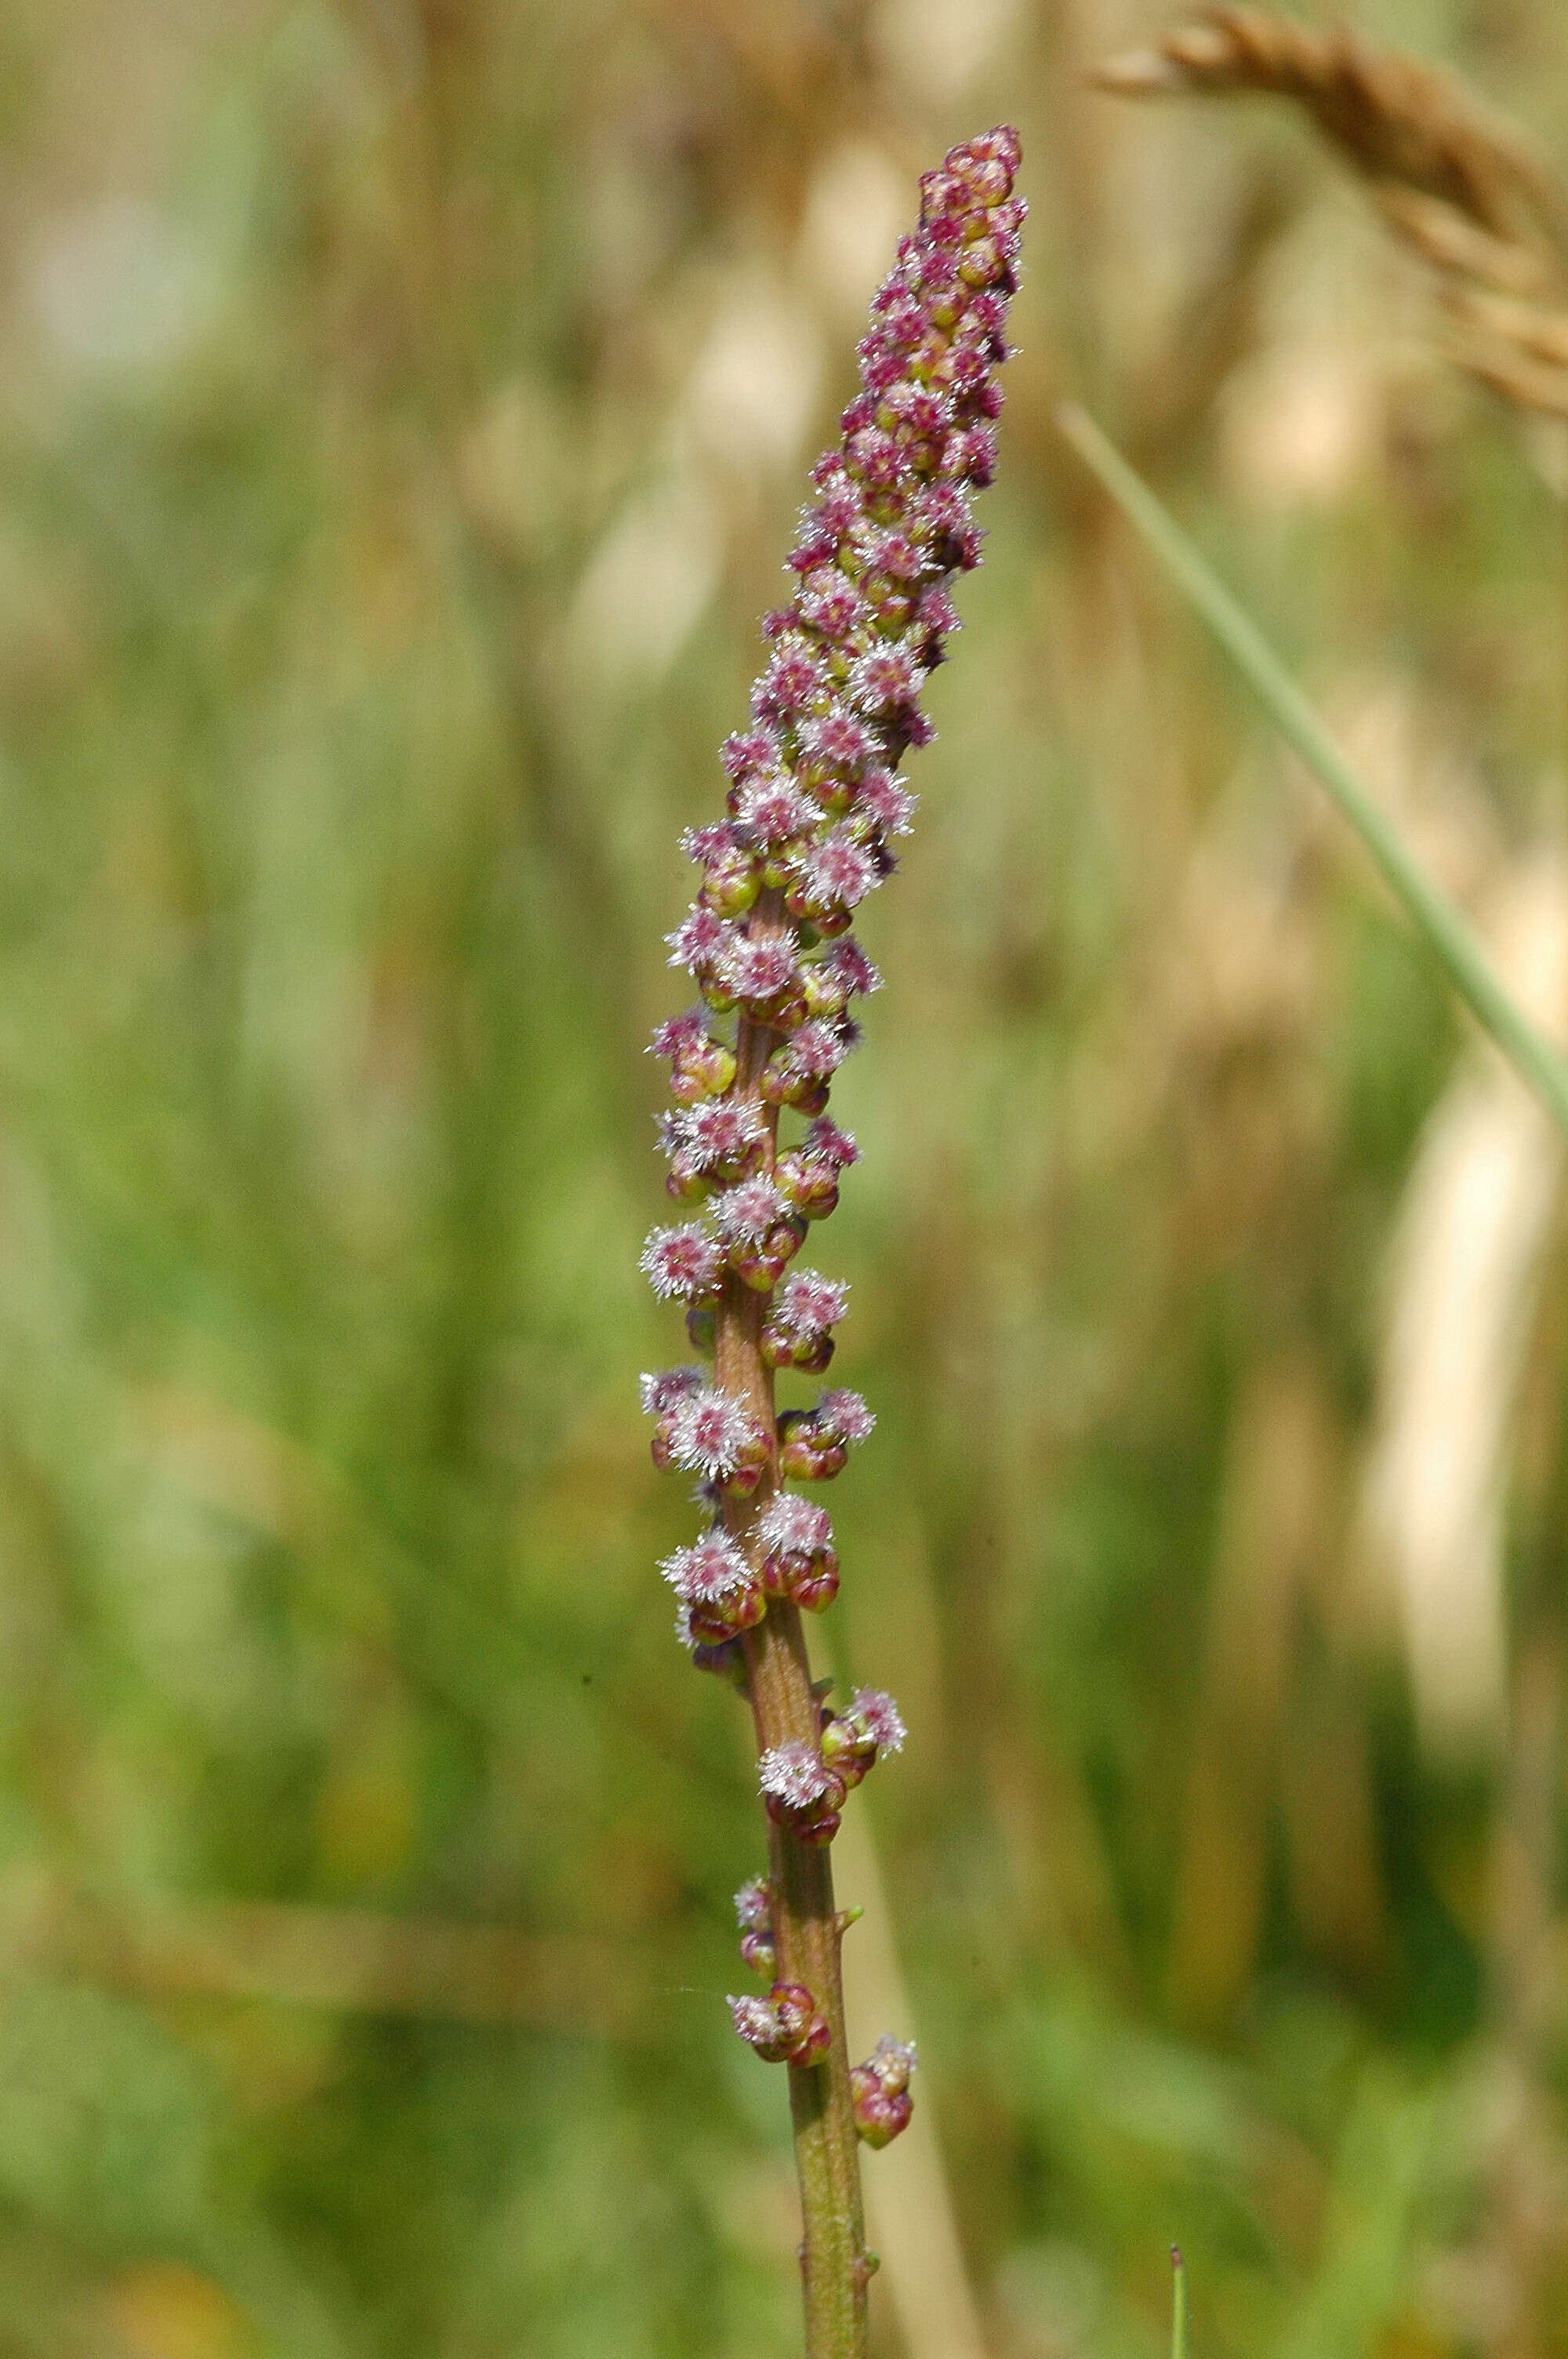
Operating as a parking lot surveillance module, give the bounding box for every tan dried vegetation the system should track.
[1094,4,1568,416]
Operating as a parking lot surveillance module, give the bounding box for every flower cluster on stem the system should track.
[639,125,1022,2359]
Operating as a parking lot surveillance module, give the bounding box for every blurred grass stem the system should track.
[1172,2248,1189,2359]
[1055,401,1568,1140]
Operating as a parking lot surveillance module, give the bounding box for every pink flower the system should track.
[803,831,878,911]
[758,1493,833,1558]
[818,1387,877,1444]
[639,1225,724,1301]
[659,1530,751,1605]
[666,1387,766,1481]
[758,1739,840,1811]
[735,776,817,845]
[804,1117,859,1169]
[849,1688,906,1754]
[713,1176,787,1245]
[772,1269,849,1339]
[638,1365,704,1417]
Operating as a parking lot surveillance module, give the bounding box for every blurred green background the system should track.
[2,0,1568,2354]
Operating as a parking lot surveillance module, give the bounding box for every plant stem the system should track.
[716,907,870,2359]
[1054,399,1568,1141]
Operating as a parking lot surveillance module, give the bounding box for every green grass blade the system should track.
[1054,400,1568,1142]
[1171,2248,1189,2359]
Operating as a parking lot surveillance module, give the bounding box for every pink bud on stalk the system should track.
[850,2036,918,2147]
[639,123,1021,2357]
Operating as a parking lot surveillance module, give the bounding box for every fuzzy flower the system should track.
[663,1386,769,1489]
[758,1739,847,1840]
[758,1494,833,1559]
[660,1529,750,1605]
[673,1099,764,1174]
[762,1268,849,1372]
[821,938,882,998]
[666,905,736,976]
[774,1270,849,1338]
[735,775,818,846]
[800,831,879,913]
[639,1365,704,1417]
[775,1389,874,1481]
[713,1176,788,1245]
[848,1688,906,1754]
[640,1224,724,1302]
[804,1117,859,1169]
[822,1687,906,1786]
[757,1492,839,1611]
[817,1388,876,1443]
[661,1530,764,1640]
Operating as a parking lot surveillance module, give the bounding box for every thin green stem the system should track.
[1171,2248,1189,2359]
[1054,400,1568,1141]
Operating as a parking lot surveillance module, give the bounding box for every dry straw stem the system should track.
[1093,5,1568,417]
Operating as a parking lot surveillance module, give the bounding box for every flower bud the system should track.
[735,1216,807,1292]
[850,2035,916,2146]
[735,1877,776,1975]
[728,1980,831,2065]
[774,1150,840,1221]
[777,1413,848,1482]
[820,1687,906,1786]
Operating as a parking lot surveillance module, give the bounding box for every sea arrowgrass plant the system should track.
[640,129,1023,2357]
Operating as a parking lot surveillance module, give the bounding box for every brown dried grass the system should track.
[1093,5,1568,417]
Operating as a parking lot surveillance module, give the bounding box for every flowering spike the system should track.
[637,125,1020,2347]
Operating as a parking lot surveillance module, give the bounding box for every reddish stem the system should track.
[717,914,870,2359]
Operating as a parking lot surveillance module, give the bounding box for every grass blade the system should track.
[1054,399,1568,1140]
